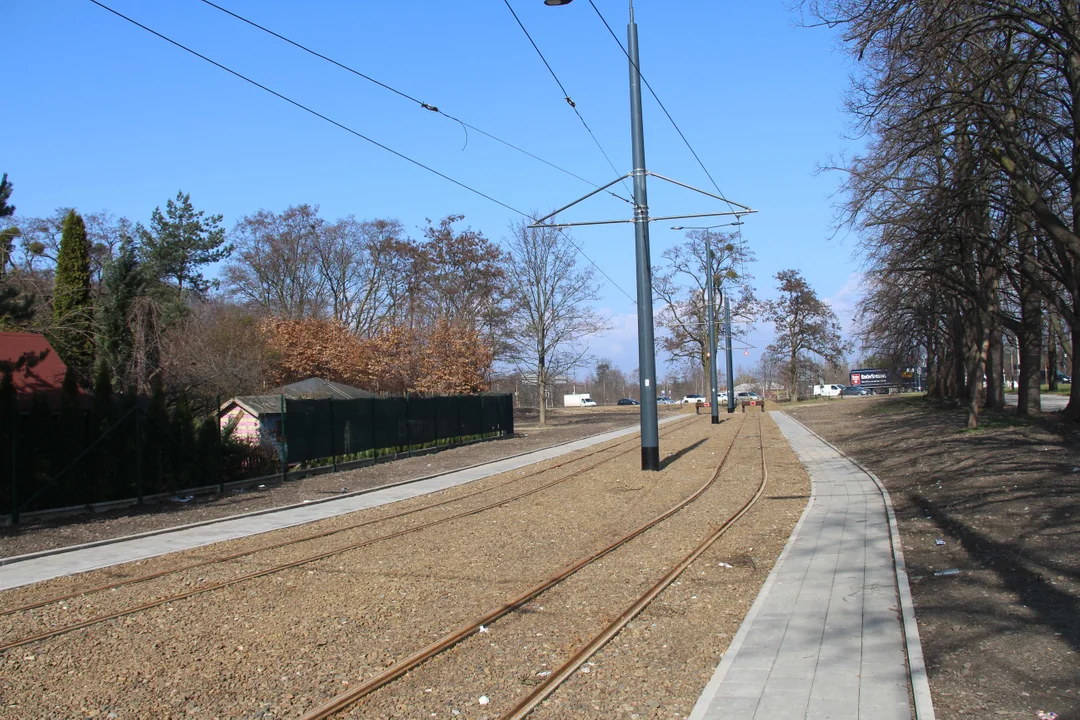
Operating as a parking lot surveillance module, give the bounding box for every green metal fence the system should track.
[283,394,514,464]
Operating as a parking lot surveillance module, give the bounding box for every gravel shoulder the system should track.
[0,407,685,560]
[0,412,810,719]
[784,396,1080,719]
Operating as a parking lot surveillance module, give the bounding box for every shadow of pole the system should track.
[659,438,709,470]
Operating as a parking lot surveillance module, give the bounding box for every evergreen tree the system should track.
[52,211,94,379]
[98,236,145,386]
[139,191,230,301]
[0,174,31,327]
[58,365,86,502]
[89,362,118,500]
[0,173,13,218]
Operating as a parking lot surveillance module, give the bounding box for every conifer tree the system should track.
[98,236,144,386]
[0,174,31,326]
[52,211,94,379]
[139,191,230,302]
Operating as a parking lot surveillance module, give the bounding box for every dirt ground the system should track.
[0,406,685,560]
[785,396,1079,720]
[0,413,810,719]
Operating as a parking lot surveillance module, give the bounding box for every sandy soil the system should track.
[0,407,685,560]
[0,412,809,719]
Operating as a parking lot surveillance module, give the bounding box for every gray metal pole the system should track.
[725,292,736,413]
[707,241,720,424]
[628,5,659,470]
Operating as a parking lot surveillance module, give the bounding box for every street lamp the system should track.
[672,220,745,417]
[544,0,661,470]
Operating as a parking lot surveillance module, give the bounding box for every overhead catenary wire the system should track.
[500,0,633,197]
[195,0,630,204]
[586,0,743,216]
[86,0,637,303]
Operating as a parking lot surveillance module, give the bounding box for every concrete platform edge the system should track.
[1,416,688,571]
[687,411,818,720]
[777,411,936,720]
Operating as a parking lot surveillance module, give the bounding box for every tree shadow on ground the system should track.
[913,493,1080,654]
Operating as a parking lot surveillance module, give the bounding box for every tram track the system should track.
[0,417,701,653]
[298,412,767,719]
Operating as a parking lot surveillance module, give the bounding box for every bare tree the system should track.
[225,205,327,319]
[503,219,609,425]
[315,217,413,336]
[764,270,847,401]
[654,228,755,403]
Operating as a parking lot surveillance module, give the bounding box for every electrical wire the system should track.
[196,0,629,204]
[86,0,637,304]
[501,0,632,197]
[586,0,742,215]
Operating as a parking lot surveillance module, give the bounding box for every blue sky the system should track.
[4,0,864,378]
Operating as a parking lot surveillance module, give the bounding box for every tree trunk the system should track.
[789,348,799,402]
[1070,317,1080,418]
[965,319,988,429]
[952,311,969,400]
[538,356,546,426]
[1048,319,1059,391]
[985,323,1004,410]
[1018,302,1043,417]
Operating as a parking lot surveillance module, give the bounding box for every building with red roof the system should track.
[0,331,71,409]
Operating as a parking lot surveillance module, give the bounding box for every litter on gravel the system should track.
[934,568,961,576]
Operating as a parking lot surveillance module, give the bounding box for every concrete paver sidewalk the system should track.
[690,411,931,720]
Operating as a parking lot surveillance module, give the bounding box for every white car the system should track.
[581,399,597,407]
[681,394,706,404]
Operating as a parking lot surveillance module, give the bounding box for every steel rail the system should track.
[298,414,748,720]
[502,413,769,719]
[0,418,700,652]
[0,422,674,617]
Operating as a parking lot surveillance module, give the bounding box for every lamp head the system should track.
[671,226,684,230]
[544,0,573,5]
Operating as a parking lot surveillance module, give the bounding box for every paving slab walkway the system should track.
[0,418,684,593]
[690,411,933,720]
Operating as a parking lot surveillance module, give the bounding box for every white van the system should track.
[812,384,845,398]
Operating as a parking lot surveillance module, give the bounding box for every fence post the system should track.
[10,401,18,526]
[371,398,377,458]
[135,408,143,506]
[330,397,337,473]
[456,395,463,445]
[404,395,411,456]
[280,394,287,484]
[433,398,439,448]
[216,394,224,495]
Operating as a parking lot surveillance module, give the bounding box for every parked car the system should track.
[656,396,674,405]
[735,391,760,401]
[681,394,706,404]
[840,385,869,397]
[617,398,640,406]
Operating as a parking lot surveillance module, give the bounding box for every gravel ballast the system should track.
[0,412,809,719]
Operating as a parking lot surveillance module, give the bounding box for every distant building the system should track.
[0,332,72,410]
[218,378,376,446]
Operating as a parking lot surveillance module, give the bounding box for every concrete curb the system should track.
[0,416,691,569]
[778,411,936,720]
[687,414,818,720]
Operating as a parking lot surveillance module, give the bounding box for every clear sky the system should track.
[4,0,863,378]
